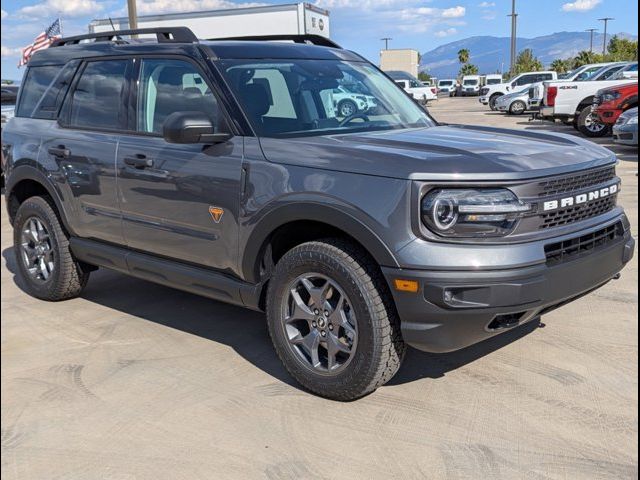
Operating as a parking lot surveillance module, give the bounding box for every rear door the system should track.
[43,58,133,244]
[116,57,243,272]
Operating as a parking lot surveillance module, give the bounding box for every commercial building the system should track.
[380,49,420,79]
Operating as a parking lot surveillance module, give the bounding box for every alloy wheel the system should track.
[20,217,54,282]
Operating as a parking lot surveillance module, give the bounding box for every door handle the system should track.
[124,154,154,169]
[48,146,71,158]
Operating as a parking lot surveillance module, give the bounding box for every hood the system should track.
[258,125,616,181]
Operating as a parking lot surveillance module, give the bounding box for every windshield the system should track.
[486,78,501,85]
[463,79,478,85]
[438,80,454,86]
[220,59,434,138]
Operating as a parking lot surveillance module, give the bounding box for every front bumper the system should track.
[383,218,635,353]
[596,108,623,125]
[613,123,639,145]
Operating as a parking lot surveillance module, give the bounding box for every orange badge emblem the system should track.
[209,206,224,224]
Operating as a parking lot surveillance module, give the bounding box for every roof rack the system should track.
[51,27,198,47]
[207,34,342,49]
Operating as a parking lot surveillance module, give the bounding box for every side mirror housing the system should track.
[163,111,232,144]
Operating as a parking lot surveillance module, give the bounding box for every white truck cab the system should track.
[485,74,503,86]
[437,78,457,96]
[394,79,438,103]
[461,75,481,96]
[480,71,557,109]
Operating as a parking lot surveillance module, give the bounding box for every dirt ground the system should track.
[2,96,637,479]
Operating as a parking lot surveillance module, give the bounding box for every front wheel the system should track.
[509,100,527,115]
[266,239,405,401]
[489,94,502,110]
[577,107,611,137]
[13,196,89,301]
[337,100,358,118]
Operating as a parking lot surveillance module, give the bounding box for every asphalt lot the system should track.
[1,96,637,480]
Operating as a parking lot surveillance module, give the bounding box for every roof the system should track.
[28,39,364,67]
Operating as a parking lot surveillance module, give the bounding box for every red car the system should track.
[594,82,638,125]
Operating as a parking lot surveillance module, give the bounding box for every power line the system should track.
[380,37,392,50]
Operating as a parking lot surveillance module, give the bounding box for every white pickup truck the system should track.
[394,79,438,104]
[527,63,615,111]
[539,62,636,137]
[479,71,557,110]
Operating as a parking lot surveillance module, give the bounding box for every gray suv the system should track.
[2,28,635,400]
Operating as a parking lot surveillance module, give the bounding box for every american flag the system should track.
[19,19,62,67]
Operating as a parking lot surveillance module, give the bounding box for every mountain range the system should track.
[420,31,638,78]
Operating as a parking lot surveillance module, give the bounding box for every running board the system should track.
[70,238,262,310]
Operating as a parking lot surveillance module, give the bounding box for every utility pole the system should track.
[585,28,598,52]
[508,0,518,74]
[598,17,614,55]
[381,37,392,50]
[127,0,138,32]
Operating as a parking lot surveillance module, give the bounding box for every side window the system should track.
[249,69,295,119]
[68,60,129,130]
[517,75,535,86]
[599,66,624,80]
[137,59,218,134]
[16,66,59,117]
[32,60,79,120]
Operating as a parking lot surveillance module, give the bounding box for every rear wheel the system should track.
[509,100,527,115]
[13,196,89,301]
[266,238,405,401]
[577,107,611,137]
[337,100,357,118]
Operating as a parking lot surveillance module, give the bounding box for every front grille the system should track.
[540,196,617,229]
[537,167,616,197]
[544,222,623,265]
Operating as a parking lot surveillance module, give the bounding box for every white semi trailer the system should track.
[89,3,330,40]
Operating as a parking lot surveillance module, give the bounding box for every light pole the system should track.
[127,0,138,31]
[598,17,614,55]
[585,28,598,52]
[508,0,518,74]
[381,37,392,50]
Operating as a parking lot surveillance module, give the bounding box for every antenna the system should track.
[108,17,117,31]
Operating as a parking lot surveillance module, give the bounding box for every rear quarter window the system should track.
[16,66,60,118]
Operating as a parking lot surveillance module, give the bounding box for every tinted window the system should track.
[68,60,128,130]
[516,75,536,86]
[32,60,79,120]
[599,65,624,80]
[16,66,59,117]
[137,59,218,134]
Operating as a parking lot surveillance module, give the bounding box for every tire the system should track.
[266,238,406,401]
[489,94,502,111]
[13,196,89,301]
[337,100,357,118]
[577,107,611,138]
[509,100,527,115]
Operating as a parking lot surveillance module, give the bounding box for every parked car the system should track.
[612,62,639,80]
[461,75,481,96]
[593,82,638,128]
[494,87,531,115]
[3,28,635,401]
[331,85,378,117]
[480,71,557,110]
[485,74,503,86]
[612,106,638,146]
[528,63,615,112]
[394,79,438,104]
[540,62,636,137]
[436,79,457,96]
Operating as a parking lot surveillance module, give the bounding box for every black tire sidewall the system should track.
[13,198,65,299]
[578,107,610,137]
[267,245,382,397]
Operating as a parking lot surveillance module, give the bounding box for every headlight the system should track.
[421,189,532,238]
[627,115,638,125]
[601,91,621,102]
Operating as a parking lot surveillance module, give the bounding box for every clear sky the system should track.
[1,0,638,81]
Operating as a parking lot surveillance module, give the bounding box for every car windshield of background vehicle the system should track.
[463,79,478,85]
[220,59,434,138]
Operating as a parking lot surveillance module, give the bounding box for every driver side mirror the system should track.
[163,111,232,144]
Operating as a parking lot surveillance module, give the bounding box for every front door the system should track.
[116,58,243,273]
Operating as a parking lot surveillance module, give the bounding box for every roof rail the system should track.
[207,34,342,49]
[51,27,198,47]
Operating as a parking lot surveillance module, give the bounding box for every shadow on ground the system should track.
[3,246,542,393]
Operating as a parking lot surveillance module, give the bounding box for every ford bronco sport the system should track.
[2,28,635,400]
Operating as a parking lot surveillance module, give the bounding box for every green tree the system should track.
[457,48,470,65]
[606,36,638,61]
[572,50,603,69]
[459,63,479,76]
[418,72,432,83]
[550,58,571,74]
[512,48,543,74]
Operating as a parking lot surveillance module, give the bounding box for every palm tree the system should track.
[572,50,600,68]
[459,64,479,76]
[457,48,470,65]
[550,59,570,74]
[513,49,543,74]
